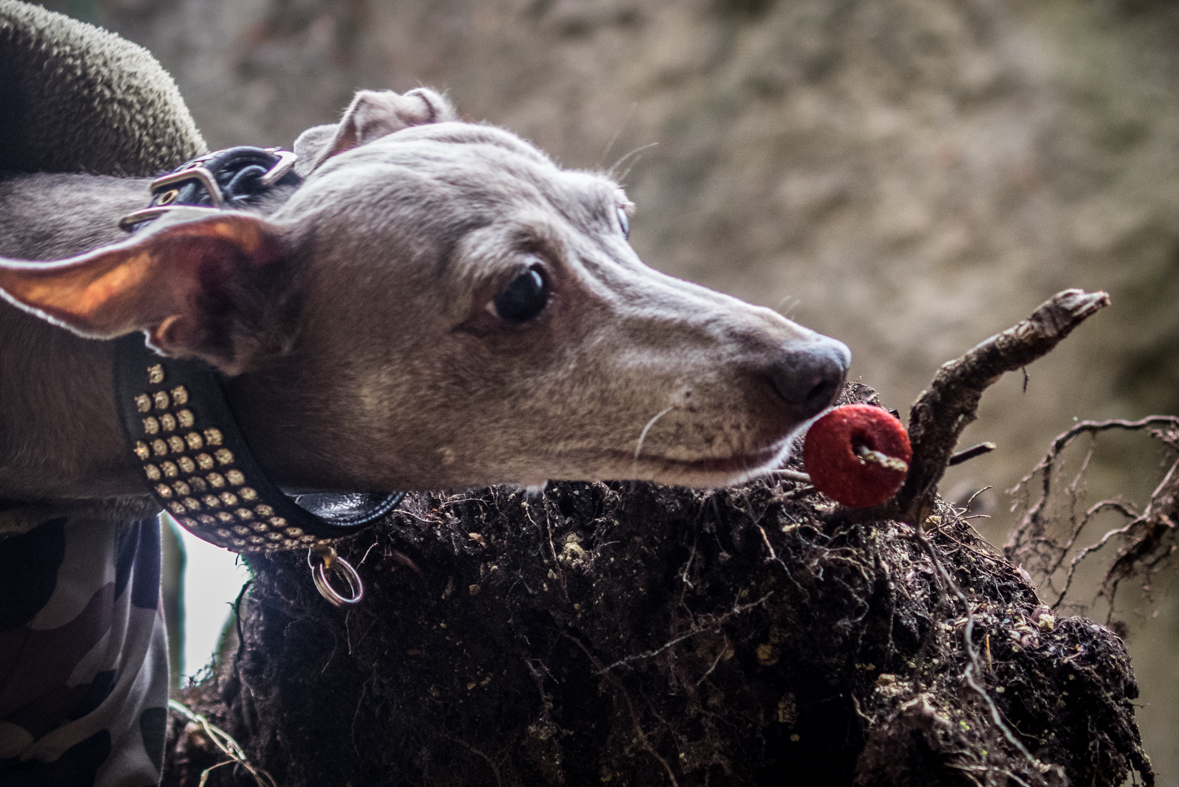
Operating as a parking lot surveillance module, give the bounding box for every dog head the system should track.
[0,88,849,492]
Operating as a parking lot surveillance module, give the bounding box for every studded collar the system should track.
[113,148,404,561]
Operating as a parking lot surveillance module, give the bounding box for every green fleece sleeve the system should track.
[0,0,206,177]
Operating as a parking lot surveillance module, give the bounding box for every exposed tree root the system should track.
[1006,416,1179,621]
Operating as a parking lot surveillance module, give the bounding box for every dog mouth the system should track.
[610,442,791,486]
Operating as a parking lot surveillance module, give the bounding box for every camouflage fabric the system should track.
[0,514,168,786]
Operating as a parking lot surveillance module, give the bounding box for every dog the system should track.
[0,88,850,497]
[0,25,848,787]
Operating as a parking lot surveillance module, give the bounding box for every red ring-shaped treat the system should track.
[802,404,912,508]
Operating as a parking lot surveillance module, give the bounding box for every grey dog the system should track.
[0,2,848,784]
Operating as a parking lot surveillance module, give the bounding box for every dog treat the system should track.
[803,404,912,508]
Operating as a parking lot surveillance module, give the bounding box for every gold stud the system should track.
[177,409,195,428]
[152,439,168,457]
[203,428,223,446]
[134,441,151,460]
[268,516,287,528]
[172,480,191,496]
[215,448,234,465]
[155,483,174,498]
[168,501,187,516]
[160,414,177,432]
[161,461,179,477]
[178,456,196,474]
[153,391,170,410]
[217,512,235,523]
[168,436,185,453]
[198,514,216,525]
[196,453,214,470]
[235,508,254,520]
[142,417,160,435]
[202,494,221,508]
[215,528,233,538]
[171,386,189,405]
[266,531,283,540]
[254,504,274,517]
[285,527,304,537]
[185,432,204,450]
[207,472,225,488]
[248,535,265,545]
[188,475,207,492]
[233,525,250,535]
[148,364,164,384]
[239,487,258,501]
[135,394,152,413]
[184,497,202,511]
[180,518,199,529]
[232,539,246,547]
[300,535,317,543]
[220,491,239,506]
[250,521,269,532]
[144,465,162,481]
[226,470,245,486]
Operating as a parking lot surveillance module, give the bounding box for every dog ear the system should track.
[296,88,457,173]
[0,207,293,374]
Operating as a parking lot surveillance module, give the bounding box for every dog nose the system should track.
[770,338,850,419]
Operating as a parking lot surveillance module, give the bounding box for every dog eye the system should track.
[490,265,549,323]
[617,206,630,239]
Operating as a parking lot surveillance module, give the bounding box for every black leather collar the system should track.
[114,148,403,553]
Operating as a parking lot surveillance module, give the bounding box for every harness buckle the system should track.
[117,147,301,231]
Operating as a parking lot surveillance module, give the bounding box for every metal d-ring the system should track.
[308,545,364,606]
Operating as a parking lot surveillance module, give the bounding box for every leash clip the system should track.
[308,544,364,606]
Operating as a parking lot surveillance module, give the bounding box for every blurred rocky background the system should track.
[36,0,1179,780]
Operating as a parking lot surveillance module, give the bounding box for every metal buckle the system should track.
[259,149,297,187]
[118,147,299,231]
[151,165,225,208]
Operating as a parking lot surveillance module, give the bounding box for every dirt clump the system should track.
[162,388,1151,787]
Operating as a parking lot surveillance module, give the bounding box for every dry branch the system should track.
[890,289,1110,525]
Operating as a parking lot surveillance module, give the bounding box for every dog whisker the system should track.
[773,294,800,318]
[598,101,638,170]
[632,405,676,469]
[609,142,658,182]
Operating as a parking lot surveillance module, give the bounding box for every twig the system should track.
[894,289,1110,525]
[948,442,997,467]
